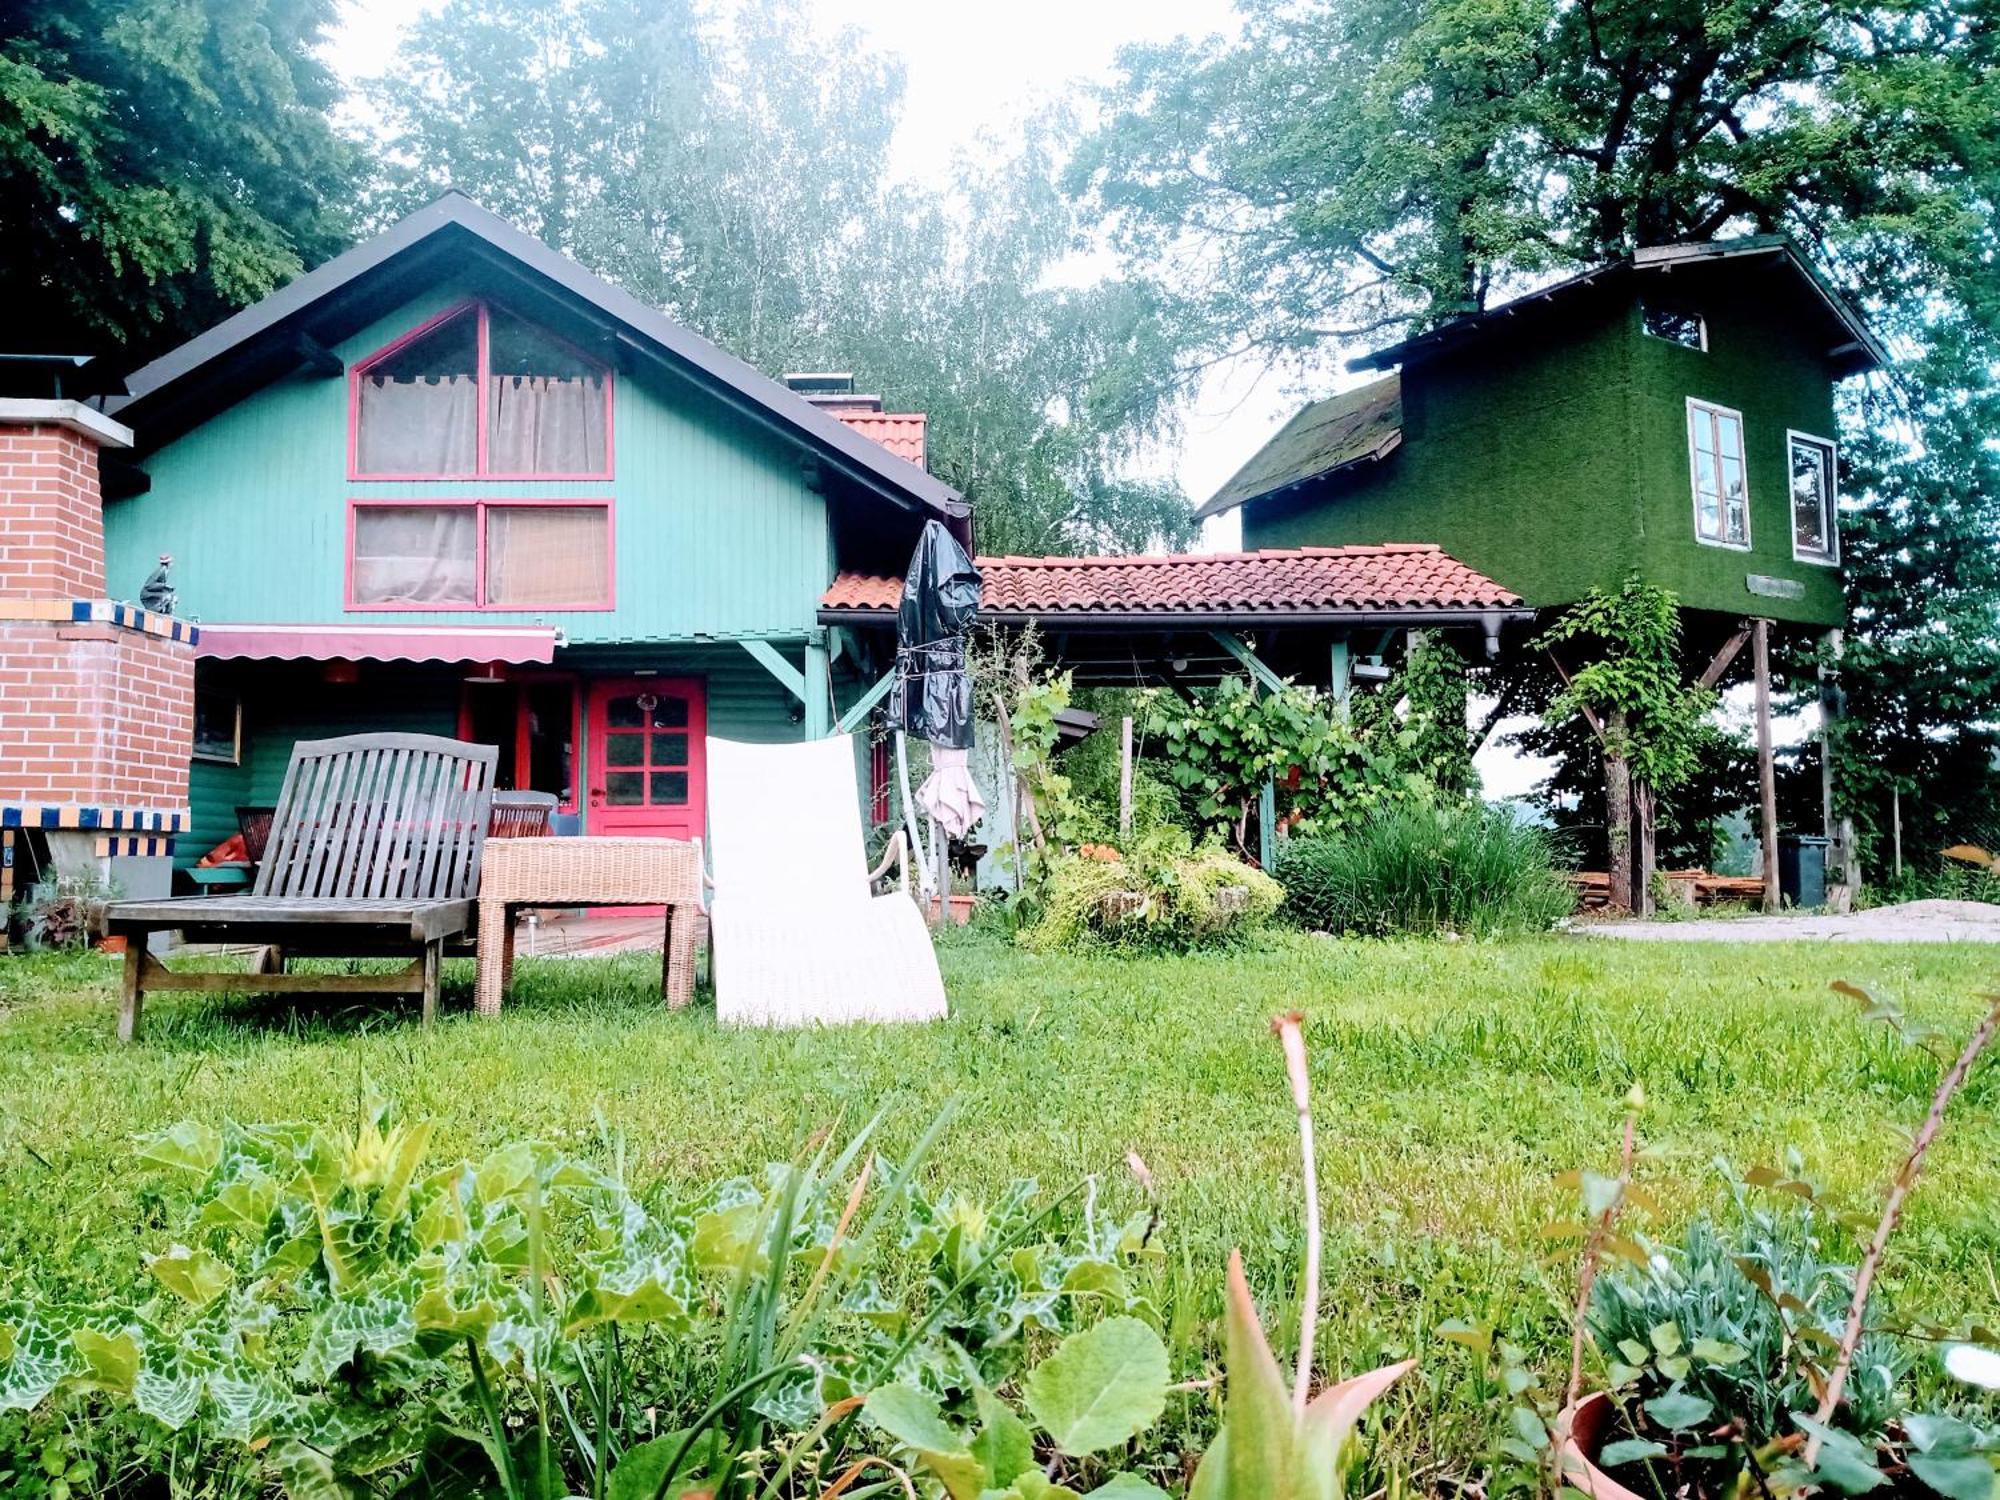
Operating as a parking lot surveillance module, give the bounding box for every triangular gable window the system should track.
[351,301,612,479]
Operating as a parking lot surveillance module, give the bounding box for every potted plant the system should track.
[1557,983,2000,1498]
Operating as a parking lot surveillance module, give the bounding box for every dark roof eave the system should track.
[1348,238,1887,375]
[111,193,967,523]
[820,605,1532,630]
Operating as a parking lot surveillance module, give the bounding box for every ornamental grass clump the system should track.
[1016,829,1283,953]
[1273,800,1572,938]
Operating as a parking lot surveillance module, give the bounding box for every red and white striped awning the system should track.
[194,623,560,665]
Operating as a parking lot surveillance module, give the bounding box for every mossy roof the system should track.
[1194,374,1401,521]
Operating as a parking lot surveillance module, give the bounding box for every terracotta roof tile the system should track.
[819,544,1521,618]
[830,410,927,467]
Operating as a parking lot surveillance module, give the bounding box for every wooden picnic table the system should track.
[475,835,704,1016]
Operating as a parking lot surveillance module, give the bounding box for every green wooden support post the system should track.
[1259,778,1276,871]
[1209,629,1288,696]
[803,631,832,739]
[836,668,897,735]
[739,638,805,701]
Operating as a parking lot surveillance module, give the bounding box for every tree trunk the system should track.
[1605,708,1633,912]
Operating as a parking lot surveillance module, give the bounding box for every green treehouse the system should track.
[1202,238,1887,910]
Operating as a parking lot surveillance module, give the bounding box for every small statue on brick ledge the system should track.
[139,553,176,615]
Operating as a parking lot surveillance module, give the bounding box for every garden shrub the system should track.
[1273,800,1572,937]
[1017,828,1283,952]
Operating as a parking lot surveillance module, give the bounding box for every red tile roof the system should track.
[828,408,927,467]
[820,544,1521,618]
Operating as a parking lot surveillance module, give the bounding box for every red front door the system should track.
[586,678,706,840]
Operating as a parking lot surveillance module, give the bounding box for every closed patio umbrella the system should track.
[889,522,985,902]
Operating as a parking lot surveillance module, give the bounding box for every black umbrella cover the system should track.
[890,520,981,749]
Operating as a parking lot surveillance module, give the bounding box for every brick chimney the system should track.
[0,399,194,923]
[784,372,929,470]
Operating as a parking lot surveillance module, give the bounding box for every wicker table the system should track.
[475,836,704,1016]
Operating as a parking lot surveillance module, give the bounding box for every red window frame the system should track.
[456,672,585,815]
[346,497,616,612]
[348,299,616,481]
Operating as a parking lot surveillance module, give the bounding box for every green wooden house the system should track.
[101,194,968,868]
[1198,238,1885,633]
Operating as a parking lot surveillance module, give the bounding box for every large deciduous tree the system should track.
[1077,0,1999,872]
[372,0,1193,555]
[0,0,358,363]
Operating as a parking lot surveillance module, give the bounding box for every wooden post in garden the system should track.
[1819,627,1860,901]
[1753,618,1781,912]
[1892,786,1903,880]
[1119,716,1134,837]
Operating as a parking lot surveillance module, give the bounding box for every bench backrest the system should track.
[255,733,499,901]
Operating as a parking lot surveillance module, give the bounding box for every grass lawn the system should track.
[2,932,1997,1480]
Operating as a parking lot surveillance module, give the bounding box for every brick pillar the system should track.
[0,400,193,919]
[0,421,107,598]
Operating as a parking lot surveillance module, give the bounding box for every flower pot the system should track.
[1557,1391,1649,1500]
[97,934,128,955]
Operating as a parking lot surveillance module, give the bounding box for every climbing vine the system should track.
[1542,577,1712,794]
[1140,675,1421,858]
[1401,632,1477,797]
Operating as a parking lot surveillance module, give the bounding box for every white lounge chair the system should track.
[705,734,948,1027]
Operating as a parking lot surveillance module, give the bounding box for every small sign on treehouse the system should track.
[1745,573,1807,600]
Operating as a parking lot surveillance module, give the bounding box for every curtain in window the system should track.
[488,376,608,474]
[356,376,479,474]
[352,506,478,605]
[485,506,611,607]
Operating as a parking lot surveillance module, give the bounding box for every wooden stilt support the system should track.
[117,942,145,1043]
[420,939,442,1026]
[1753,618,1781,912]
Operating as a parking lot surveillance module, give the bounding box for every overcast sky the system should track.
[327,0,1309,542]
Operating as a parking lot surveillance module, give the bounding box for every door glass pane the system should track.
[606,695,642,728]
[658,698,690,728]
[522,681,575,803]
[651,771,689,804]
[355,310,479,474]
[604,772,644,805]
[652,732,689,765]
[351,505,477,605]
[461,683,518,789]
[605,733,644,767]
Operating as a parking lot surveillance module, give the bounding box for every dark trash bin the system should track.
[1778,834,1829,909]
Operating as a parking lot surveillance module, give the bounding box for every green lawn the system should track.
[2,933,1996,1480]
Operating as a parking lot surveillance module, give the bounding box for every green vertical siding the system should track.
[106,280,830,642]
[1245,276,1847,626]
[181,646,831,860]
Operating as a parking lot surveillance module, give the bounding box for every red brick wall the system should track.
[0,425,106,599]
[0,622,193,808]
[0,419,191,818]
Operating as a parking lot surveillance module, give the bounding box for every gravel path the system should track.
[1578,897,2000,943]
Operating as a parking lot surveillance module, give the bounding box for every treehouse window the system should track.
[1789,432,1838,564]
[1643,304,1706,351]
[351,302,612,479]
[1687,399,1750,549]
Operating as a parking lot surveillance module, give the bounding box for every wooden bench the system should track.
[107,732,497,1040]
